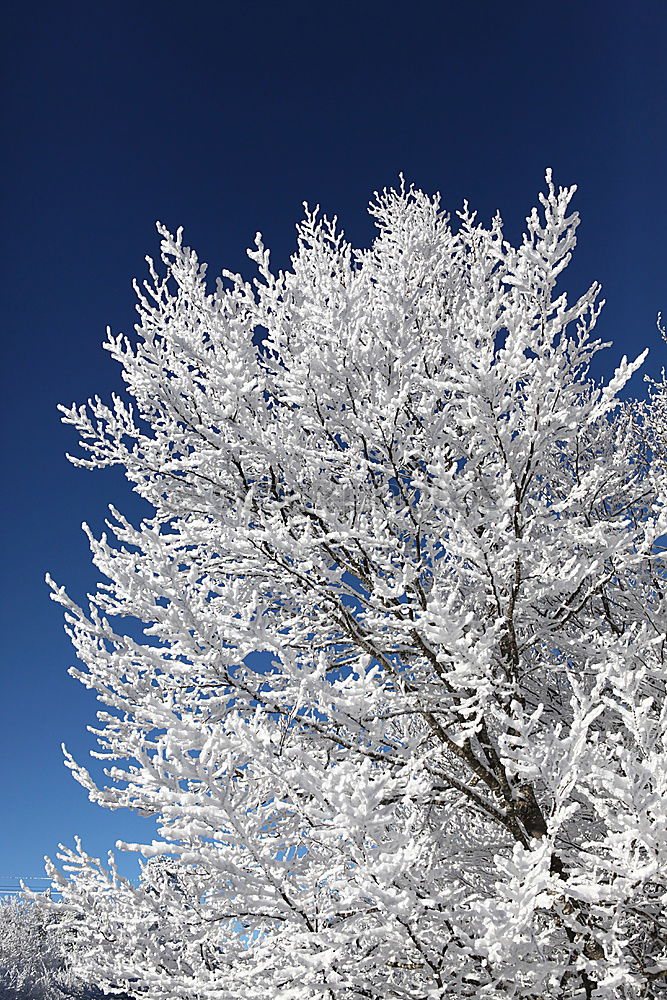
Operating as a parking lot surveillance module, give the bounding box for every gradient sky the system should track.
[1,0,666,892]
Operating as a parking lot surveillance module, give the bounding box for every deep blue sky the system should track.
[1,0,666,890]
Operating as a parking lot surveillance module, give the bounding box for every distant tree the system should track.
[0,895,97,999]
[48,174,667,998]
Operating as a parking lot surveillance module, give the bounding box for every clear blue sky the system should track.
[1,0,666,890]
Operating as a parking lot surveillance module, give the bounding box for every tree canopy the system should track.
[46,174,667,999]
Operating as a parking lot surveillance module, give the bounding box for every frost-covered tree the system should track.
[48,174,667,999]
[0,895,100,999]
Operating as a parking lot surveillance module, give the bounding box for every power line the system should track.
[0,875,50,880]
